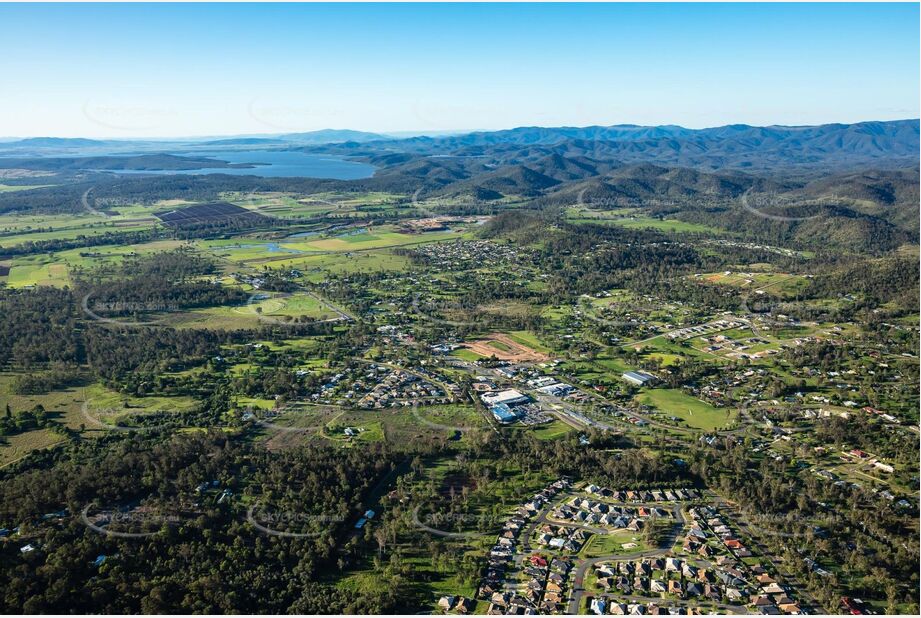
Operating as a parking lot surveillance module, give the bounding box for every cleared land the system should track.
[463,332,550,362]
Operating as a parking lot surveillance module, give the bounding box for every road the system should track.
[706,493,820,613]
[566,504,686,614]
[307,290,354,322]
[590,592,750,614]
[336,457,411,548]
[616,315,751,349]
[351,358,454,401]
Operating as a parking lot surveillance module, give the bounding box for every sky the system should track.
[1,2,918,138]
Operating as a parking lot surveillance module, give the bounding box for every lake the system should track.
[103,149,376,179]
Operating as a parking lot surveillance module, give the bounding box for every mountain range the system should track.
[0,119,917,253]
[309,119,919,173]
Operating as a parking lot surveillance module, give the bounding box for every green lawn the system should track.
[580,530,647,557]
[506,330,552,354]
[0,377,202,465]
[517,420,573,441]
[453,348,485,362]
[566,215,724,234]
[636,388,736,431]
[0,184,51,193]
[3,240,187,288]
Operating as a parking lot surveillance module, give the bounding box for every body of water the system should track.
[228,242,305,254]
[100,149,376,179]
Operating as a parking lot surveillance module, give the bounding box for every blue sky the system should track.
[1,2,918,137]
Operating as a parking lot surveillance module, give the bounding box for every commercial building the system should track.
[622,371,657,387]
[491,403,520,424]
[481,389,530,407]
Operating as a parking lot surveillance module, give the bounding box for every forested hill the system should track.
[0,120,917,256]
[314,119,920,172]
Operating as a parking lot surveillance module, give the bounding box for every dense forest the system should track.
[0,433,410,613]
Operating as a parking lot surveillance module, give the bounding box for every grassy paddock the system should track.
[636,388,736,431]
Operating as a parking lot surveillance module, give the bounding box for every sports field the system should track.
[636,388,736,431]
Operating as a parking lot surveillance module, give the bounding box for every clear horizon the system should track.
[2,118,920,143]
[2,2,919,138]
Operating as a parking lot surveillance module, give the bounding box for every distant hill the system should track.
[279,129,387,144]
[199,137,287,146]
[1,137,109,148]
[798,167,920,232]
[6,119,916,172]
[1,120,917,255]
[542,163,787,207]
[441,165,562,198]
[314,119,919,173]
[0,154,249,172]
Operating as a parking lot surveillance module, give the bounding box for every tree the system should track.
[374,527,387,557]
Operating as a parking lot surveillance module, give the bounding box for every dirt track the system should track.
[463,333,549,362]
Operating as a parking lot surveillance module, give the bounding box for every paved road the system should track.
[336,457,411,549]
[707,494,820,613]
[591,591,750,614]
[567,505,686,614]
[617,315,752,349]
[351,358,454,400]
[306,290,354,322]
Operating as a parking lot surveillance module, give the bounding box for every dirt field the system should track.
[463,333,550,362]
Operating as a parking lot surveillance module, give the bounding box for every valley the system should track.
[0,120,918,615]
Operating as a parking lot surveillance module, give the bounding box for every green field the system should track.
[579,530,648,558]
[452,348,485,362]
[506,330,552,354]
[566,212,724,234]
[267,250,413,281]
[226,191,407,220]
[0,377,202,465]
[694,271,810,297]
[414,404,486,430]
[81,383,200,427]
[515,420,573,440]
[2,240,187,288]
[636,388,736,431]
[198,225,465,266]
[164,292,343,329]
[0,184,50,193]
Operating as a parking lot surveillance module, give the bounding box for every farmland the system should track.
[0,1,920,611]
[0,167,917,617]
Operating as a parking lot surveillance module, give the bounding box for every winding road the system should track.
[566,504,687,614]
